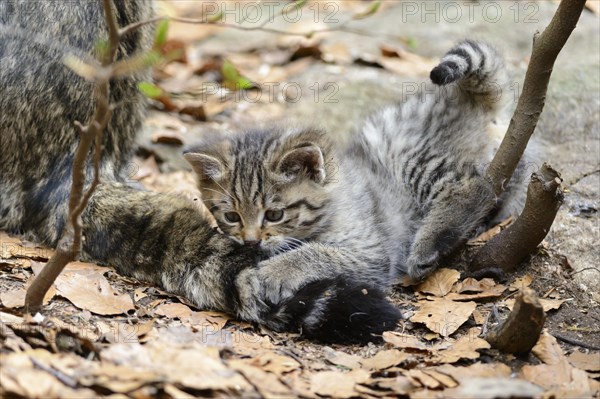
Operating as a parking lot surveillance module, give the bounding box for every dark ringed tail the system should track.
[430,40,508,111]
[264,277,402,344]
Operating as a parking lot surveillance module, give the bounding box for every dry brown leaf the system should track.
[250,352,300,377]
[378,45,437,77]
[101,341,252,393]
[229,359,294,399]
[368,376,416,395]
[410,298,477,336]
[445,377,543,399]
[154,302,193,319]
[230,330,276,355]
[324,348,362,370]
[585,1,600,15]
[1,232,54,260]
[468,225,501,245]
[421,369,458,388]
[321,43,353,64]
[509,274,533,291]
[567,351,600,372]
[0,288,27,308]
[406,369,442,389]
[134,287,148,302]
[361,349,410,371]
[435,362,512,383]
[471,309,487,325]
[423,332,440,341]
[520,358,595,395]
[90,363,162,393]
[454,277,494,293]
[163,384,196,399]
[383,332,431,351]
[0,351,97,398]
[310,369,370,399]
[431,328,490,364]
[532,331,567,365]
[151,130,184,145]
[54,271,134,315]
[189,311,229,332]
[504,297,566,312]
[415,268,461,297]
[467,217,513,245]
[33,261,107,277]
[0,311,24,324]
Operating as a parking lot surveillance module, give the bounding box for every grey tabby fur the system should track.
[186,40,530,285]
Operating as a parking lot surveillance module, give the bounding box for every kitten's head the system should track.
[184,128,336,253]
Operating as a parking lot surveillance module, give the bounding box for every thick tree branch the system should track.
[472,0,584,273]
[486,0,585,194]
[472,164,564,271]
[486,288,546,354]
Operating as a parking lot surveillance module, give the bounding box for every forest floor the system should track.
[1,1,599,398]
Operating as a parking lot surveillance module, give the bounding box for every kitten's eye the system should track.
[224,212,241,224]
[264,209,284,223]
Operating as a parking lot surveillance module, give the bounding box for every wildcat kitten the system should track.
[185,40,531,334]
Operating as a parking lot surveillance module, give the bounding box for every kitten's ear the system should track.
[184,152,225,182]
[277,144,326,183]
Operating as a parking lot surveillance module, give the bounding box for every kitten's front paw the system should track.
[234,263,313,326]
[406,248,439,281]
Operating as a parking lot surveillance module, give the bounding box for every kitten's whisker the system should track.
[211,179,236,204]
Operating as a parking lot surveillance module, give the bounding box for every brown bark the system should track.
[472,164,563,272]
[486,288,546,355]
[486,0,586,195]
[472,0,585,273]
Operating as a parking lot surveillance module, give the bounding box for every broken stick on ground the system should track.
[486,288,546,354]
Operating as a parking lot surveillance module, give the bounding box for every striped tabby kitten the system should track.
[184,40,530,340]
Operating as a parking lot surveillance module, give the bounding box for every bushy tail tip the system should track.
[267,277,401,344]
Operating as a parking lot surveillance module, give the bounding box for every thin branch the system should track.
[472,164,564,272]
[486,0,586,195]
[121,11,402,41]
[119,16,164,37]
[552,332,600,351]
[472,0,585,274]
[102,0,120,65]
[25,0,122,314]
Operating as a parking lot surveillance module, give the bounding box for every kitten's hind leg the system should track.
[406,176,495,280]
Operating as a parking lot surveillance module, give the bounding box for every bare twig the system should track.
[552,332,600,351]
[121,5,402,41]
[25,0,122,313]
[486,288,546,354]
[472,164,564,271]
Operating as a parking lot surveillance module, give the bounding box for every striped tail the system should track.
[430,40,508,111]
